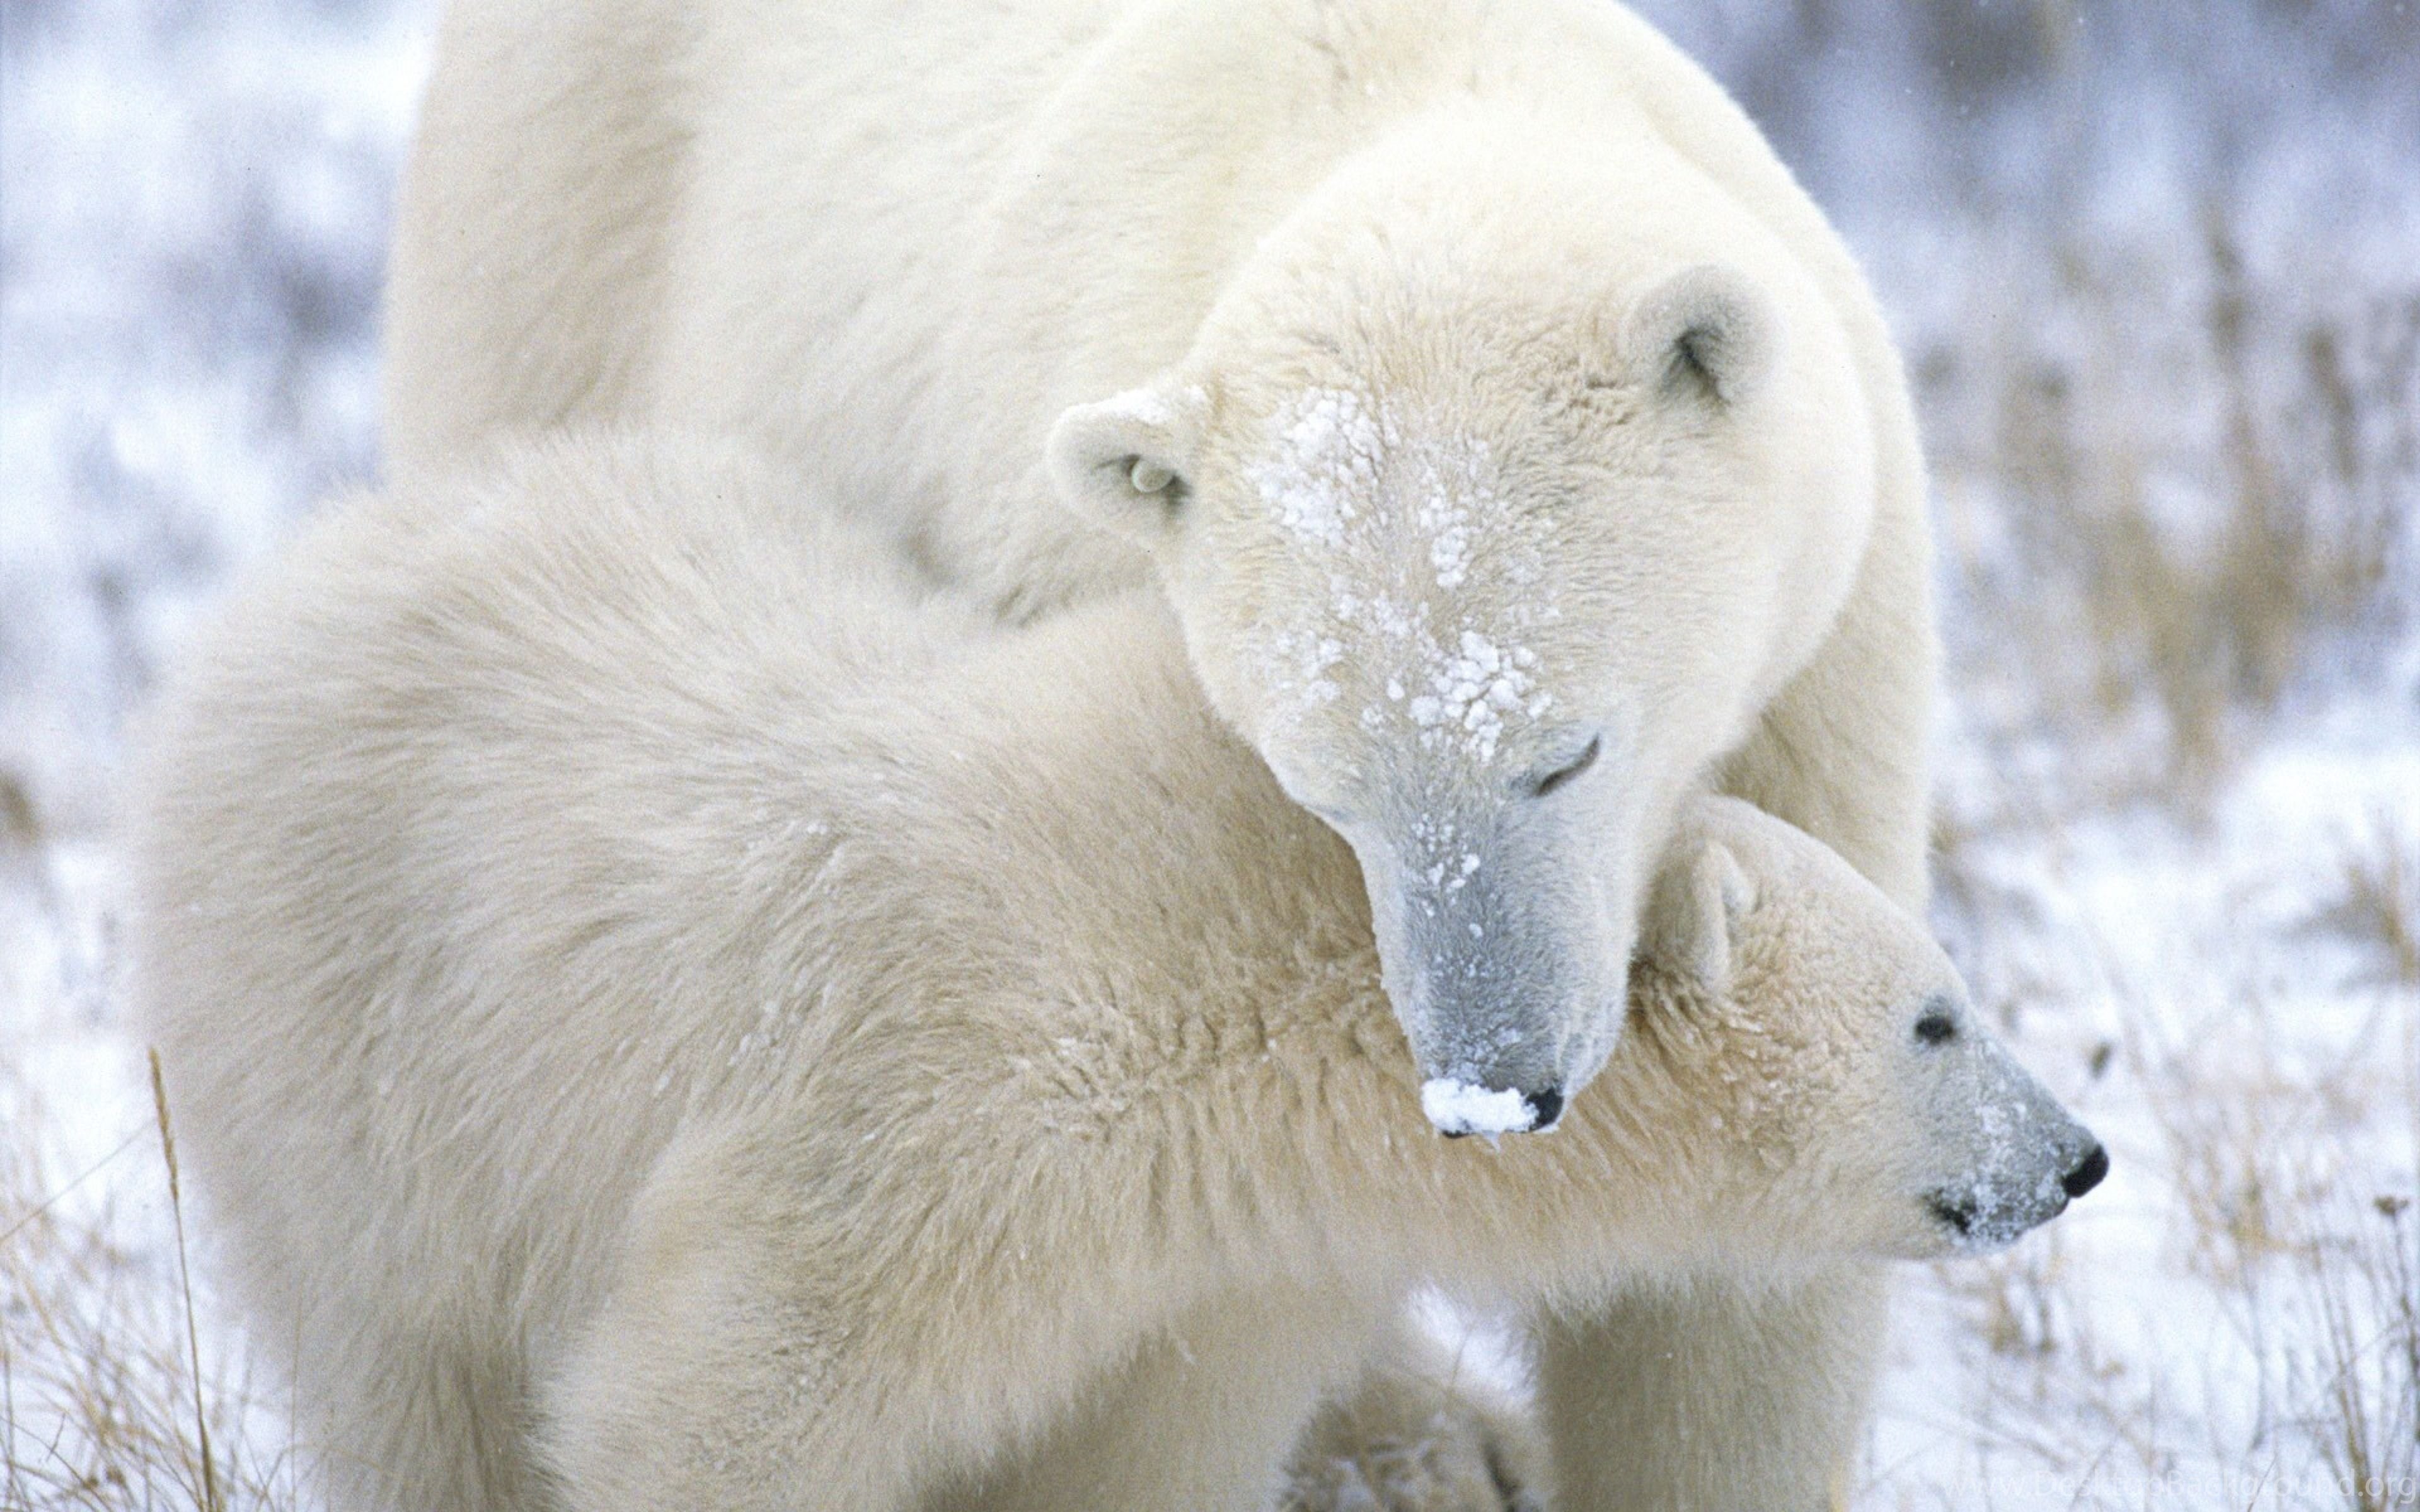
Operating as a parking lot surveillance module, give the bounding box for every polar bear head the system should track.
[1619,797,2107,1260]
[1046,129,1877,1129]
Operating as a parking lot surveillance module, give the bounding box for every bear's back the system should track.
[383,0,1911,618]
[132,435,979,1351]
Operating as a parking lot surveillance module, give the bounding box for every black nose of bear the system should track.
[2062,1143,2109,1200]
[1433,1085,1565,1138]
[1523,1087,1564,1132]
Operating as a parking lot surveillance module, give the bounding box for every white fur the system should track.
[132,435,2090,1512]
[385,1,1942,1497]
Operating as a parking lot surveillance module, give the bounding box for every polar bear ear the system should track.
[1046,387,1198,547]
[1622,265,1776,407]
[1644,839,1758,996]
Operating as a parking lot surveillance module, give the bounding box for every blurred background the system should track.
[4,2,2415,1507]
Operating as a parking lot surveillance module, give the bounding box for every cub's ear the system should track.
[1046,386,1199,546]
[1622,265,1775,406]
[1644,839,1758,996]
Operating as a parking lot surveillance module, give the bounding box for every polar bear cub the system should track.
[132,434,2102,1512]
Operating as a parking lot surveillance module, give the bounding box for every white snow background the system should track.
[3,3,2414,1508]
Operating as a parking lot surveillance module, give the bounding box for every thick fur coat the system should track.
[133,437,2094,1512]
[384,17,1942,1477]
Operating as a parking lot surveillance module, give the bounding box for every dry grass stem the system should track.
[149,1048,222,1512]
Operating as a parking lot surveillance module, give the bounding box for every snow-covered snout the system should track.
[1632,798,2108,1261]
[1906,1002,2109,1253]
[1328,765,1639,1137]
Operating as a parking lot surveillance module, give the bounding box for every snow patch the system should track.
[1246,391,1563,767]
[1421,1077,1536,1135]
[1405,631,1546,765]
[1251,386,1390,549]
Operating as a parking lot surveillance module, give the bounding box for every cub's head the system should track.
[1045,127,1877,1128]
[1622,797,2106,1261]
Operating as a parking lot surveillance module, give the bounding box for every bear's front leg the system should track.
[1532,1264,1889,1512]
[538,1118,1173,1512]
[539,1159,946,1510]
[937,1283,1381,1512]
[1279,1312,1549,1512]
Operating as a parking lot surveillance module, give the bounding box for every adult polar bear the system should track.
[384,1,1936,1503]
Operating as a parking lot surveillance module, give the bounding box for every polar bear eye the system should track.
[1913,999,1959,1046]
[1528,735,1601,798]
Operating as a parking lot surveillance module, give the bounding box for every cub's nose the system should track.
[2062,1143,2110,1200]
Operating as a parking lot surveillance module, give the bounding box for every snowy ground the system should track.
[4,3,2414,1508]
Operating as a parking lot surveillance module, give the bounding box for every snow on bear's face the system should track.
[1046,146,1877,1130]
[1630,798,2107,1261]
